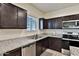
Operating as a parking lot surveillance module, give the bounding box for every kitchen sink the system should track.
[27,35,36,39]
[26,34,43,40]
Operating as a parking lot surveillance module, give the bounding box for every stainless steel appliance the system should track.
[62,32,79,56]
[62,32,79,40]
[62,20,79,29]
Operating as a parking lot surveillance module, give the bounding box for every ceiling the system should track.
[31,3,79,13]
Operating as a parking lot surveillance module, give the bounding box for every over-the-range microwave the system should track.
[62,20,79,29]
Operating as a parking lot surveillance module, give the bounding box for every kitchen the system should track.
[0,3,79,56]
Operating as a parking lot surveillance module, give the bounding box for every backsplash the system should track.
[45,29,79,34]
[0,29,79,41]
[44,29,62,35]
[0,29,45,41]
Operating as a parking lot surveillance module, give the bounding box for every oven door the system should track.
[70,41,79,56]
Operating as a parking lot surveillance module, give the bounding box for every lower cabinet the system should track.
[4,48,22,56]
[36,37,62,56]
[62,40,70,50]
[42,37,49,49]
[22,43,36,56]
[36,40,46,56]
[48,37,62,52]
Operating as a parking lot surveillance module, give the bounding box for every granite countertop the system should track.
[0,34,62,54]
[0,37,36,54]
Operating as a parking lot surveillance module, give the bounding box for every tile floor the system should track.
[41,49,65,56]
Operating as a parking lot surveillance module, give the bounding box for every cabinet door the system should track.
[36,40,46,56]
[62,40,69,50]
[17,7,27,29]
[4,48,21,56]
[36,41,42,56]
[0,4,1,27]
[39,18,48,29]
[41,38,47,53]
[43,20,48,29]
[55,18,62,29]
[62,14,79,21]
[42,37,49,48]
[49,37,62,52]
[0,3,17,28]
[39,18,44,30]
[48,20,55,29]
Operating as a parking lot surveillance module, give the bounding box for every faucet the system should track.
[34,34,38,39]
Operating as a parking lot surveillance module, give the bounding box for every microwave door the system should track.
[63,21,75,28]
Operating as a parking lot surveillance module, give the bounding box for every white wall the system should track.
[44,4,79,19]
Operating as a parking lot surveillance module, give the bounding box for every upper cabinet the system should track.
[0,3,27,29]
[48,17,62,29]
[39,14,79,29]
[17,7,27,29]
[39,18,44,30]
[39,18,48,29]
[54,17,62,29]
[62,14,79,21]
[0,4,17,28]
[43,19,48,29]
[39,18,62,29]
[48,19,55,29]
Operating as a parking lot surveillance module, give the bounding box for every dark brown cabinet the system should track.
[39,17,62,29]
[39,18,48,29]
[36,40,43,56]
[0,3,27,29]
[62,14,79,21]
[17,7,27,29]
[39,14,79,29]
[43,20,48,29]
[54,17,62,29]
[36,37,62,56]
[47,17,62,29]
[36,39,46,56]
[0,4,2,27]
[62,40,69,50]
[0,4,17,28]
[48,37,62,52]
[36,37,49,56]
[39,18,44,29]
[4,48,21,56]
[42,38,49,48]
[48,20,55,29]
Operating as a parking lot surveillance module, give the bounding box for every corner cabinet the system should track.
[0,3,27,29]
[36,38,48,56]
[39,18,48,29]
[48,37,62,52]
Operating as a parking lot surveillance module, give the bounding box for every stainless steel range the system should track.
[62,32,79,41]
[62,32,79,56]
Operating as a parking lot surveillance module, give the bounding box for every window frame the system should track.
[27,15,37,32]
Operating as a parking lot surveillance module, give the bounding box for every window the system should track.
[27,16,37,31]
